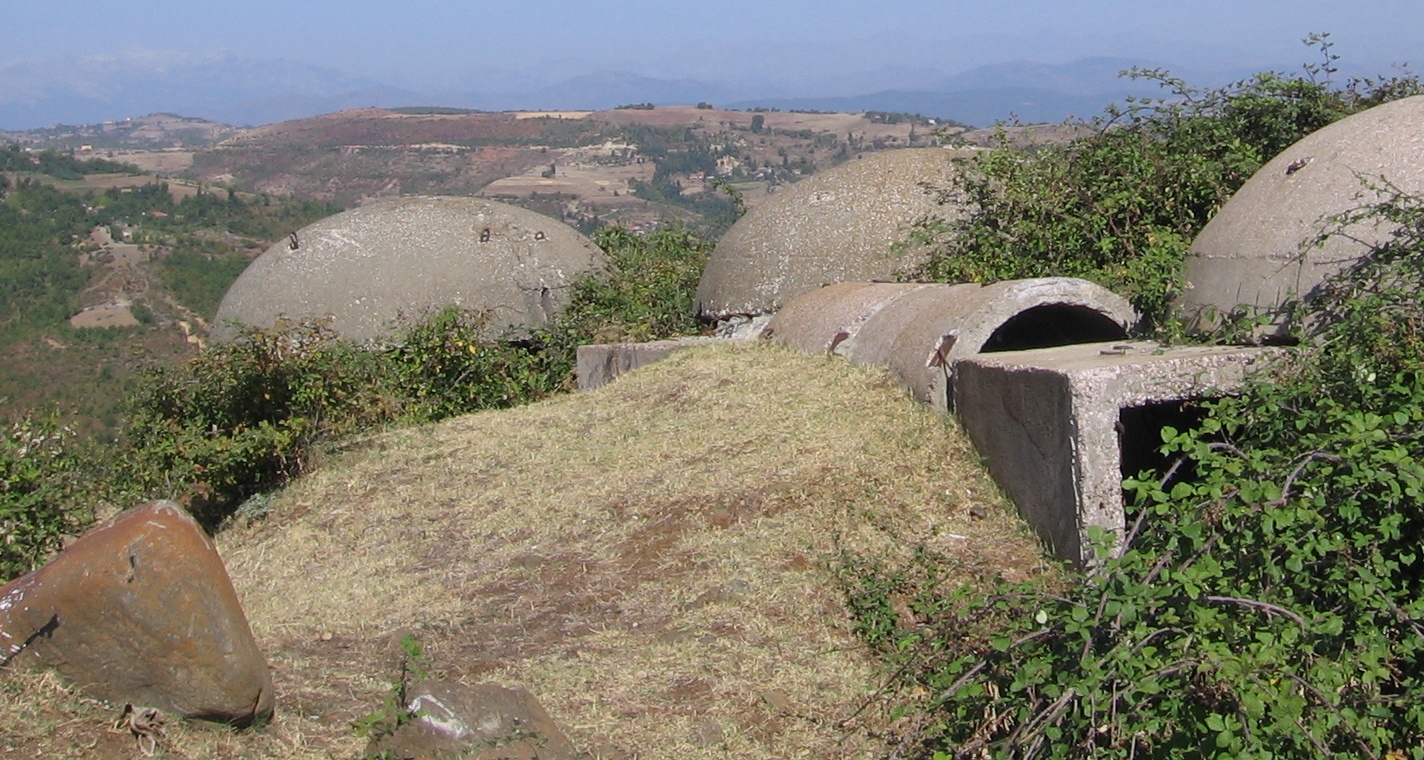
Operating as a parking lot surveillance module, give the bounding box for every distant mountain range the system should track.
[727,57,1187,127]
[0,50,1263,130]
[0,52,402,129]
[455,72,749,113]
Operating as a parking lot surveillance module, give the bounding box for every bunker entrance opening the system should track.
[981,304,1128,353]
[1118,399,1211,507]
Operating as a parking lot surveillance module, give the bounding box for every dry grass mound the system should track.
[1,342,1052,758]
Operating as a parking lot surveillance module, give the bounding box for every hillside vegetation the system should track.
[0,156,339,434]
[0,223,710,576]
[847,40,1424,757]
[178,105,941,231]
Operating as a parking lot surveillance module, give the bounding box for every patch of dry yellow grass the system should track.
[2,342,1053,758]
[0,668,323,759]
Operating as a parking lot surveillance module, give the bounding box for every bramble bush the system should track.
[905,34,1421,327]
[553,223,711,346]
[842,186,1424,756]
[120,318,394,527]
[0,418,90,579]
[117,313,569,529]
[386,307,567,424]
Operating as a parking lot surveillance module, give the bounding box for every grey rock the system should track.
[374,680,577,759]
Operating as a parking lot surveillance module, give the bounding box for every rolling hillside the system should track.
[0,342,1053,758]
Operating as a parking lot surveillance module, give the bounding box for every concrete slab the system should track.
[954,341,1282,565]
[575,337,718,391]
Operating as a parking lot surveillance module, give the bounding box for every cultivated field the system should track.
[106,150,195,174]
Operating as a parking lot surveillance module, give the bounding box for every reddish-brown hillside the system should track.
[222,108,562,148]
[181,105,958,222]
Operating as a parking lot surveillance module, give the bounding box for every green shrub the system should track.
[843,187,1424,757]
[129,300,158,325]
[387,307,567,423]
[906,37,1421,328]
[554,224,710,346]
[121,318,394,526]
[4,222,711,544]
[157,251,253,321]
[0,417,89,580]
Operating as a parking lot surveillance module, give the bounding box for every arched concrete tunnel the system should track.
[978,302,1129,353]
[763,278,1138,410]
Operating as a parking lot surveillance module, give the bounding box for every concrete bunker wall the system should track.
[953,343,1279,565]
[576,277,1284,570]
[695,148,972,320]
[764,278,1137,410]
[575,337,719,391]
[1177,94,1424,339]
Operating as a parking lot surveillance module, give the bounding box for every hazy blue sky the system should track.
[11,0,1424,89]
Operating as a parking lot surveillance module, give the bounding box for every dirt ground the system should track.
[68,305,139,329]
[6,171,214,202]
[592,106,954,143]
[514,111,595,120]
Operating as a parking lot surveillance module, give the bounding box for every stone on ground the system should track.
[373,680,577,759]
[0,501,273,726]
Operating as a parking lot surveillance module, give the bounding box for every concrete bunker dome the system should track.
[213,196,605,343]
[1178,94,1424,338]
[695,148,970,320]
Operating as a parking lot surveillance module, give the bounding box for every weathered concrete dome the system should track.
[213,196,604,342]
[696,148,970,319]
[1178,95,1424,337]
